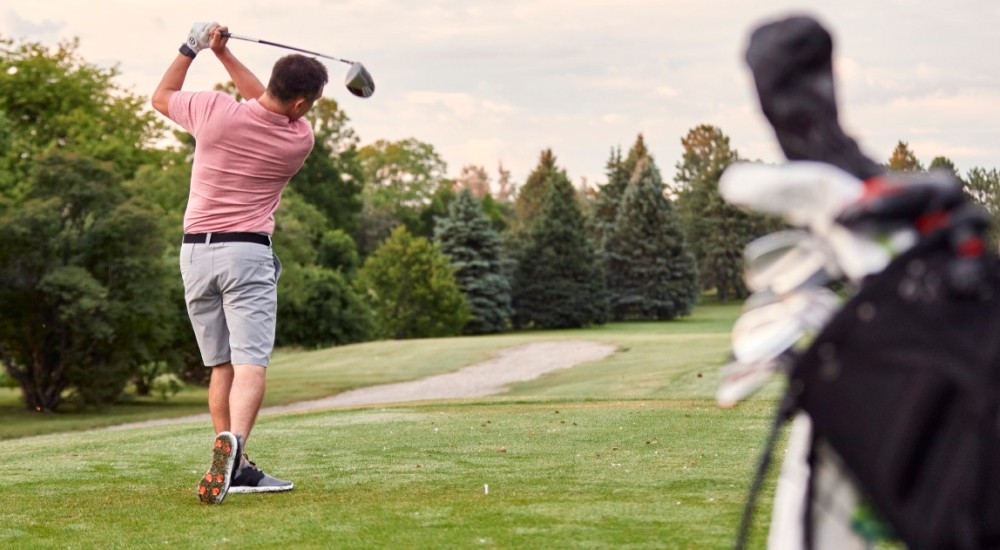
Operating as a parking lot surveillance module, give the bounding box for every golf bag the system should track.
[727,13,1000,550]
[790,230,1000,549]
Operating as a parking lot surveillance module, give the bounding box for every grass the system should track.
[0,302,745,440]
[1,400,778,549]
[0,300,789,548]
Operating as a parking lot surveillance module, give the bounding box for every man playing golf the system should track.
[152,21,327,504]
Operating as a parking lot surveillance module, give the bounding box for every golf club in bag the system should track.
[221,32,375,98]
[722,14,1000,550]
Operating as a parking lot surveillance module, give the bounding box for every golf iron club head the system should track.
[730,287,841,365]
[743,230,838,295]
[716,354,790,409]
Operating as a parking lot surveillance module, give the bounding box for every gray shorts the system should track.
[179,241,282,367]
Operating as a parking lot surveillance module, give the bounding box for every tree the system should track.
[356,226,470,339]
[435,190,512,334]
[0,153,173,411]
[964,167,1000,248]
[291,98,364,234]
[513,149,562,232]
[605,157,699,320]
[455,164,492,199]
[887,140,924,172]
[674,125,774,302]
[495,162,517,202]
[272,191,373,348]
[511,155,607,329]
[0,37,163,199]
[356,138,448,254]
[592,134,657,247]
[930,156,962,182]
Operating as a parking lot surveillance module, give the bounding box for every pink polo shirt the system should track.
[168,91,314,235]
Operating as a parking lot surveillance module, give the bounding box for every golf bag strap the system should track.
[735,387,800,550]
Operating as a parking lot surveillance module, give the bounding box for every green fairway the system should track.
[1,399,778,549]
[0,301,788,548]
[0,302,745,439]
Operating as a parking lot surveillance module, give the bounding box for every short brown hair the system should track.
[267,54,329,103]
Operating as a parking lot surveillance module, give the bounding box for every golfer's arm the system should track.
[215,49,265,100]
[152,53,193,116]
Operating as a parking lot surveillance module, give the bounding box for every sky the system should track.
[3,0,999,188]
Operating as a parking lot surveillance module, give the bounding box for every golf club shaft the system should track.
[221,32,353,65]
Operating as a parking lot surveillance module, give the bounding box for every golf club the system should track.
[730,287,840,365]
[221,32,375,98]
[743,230,836,295]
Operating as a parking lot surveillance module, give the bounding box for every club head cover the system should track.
[745,15,882,180]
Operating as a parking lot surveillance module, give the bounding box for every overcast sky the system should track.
[3,1,998,187]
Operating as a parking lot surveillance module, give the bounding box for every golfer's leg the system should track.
[230,363,266,442]
[208,363,234,434]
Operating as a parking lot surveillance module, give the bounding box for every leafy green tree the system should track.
[277,264,373,348]
[356,226,470,339]
[605,157,699,320]
[435,190,512,334]
[356,138,447,253]
[0,153,173,411]
[272,191,372,348]
[887,140,924,172]
[674,125,775,302]
[511,156,607,329]
[0,37,163,199]
[414,181,457,239]
[123,161,206,386]
[292,99,364,233]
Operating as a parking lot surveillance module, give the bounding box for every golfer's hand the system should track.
[209,25,229,55]
[186,21,218,54]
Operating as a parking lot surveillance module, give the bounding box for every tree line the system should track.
[1,37,997,412]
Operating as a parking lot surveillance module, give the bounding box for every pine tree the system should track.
[605,157,699,320]
[887,140,924,172]
[591,135,658,248]
[435,189,512,334]
[511,158,607,329]
[514,149,561,232]
[674,125,775,302]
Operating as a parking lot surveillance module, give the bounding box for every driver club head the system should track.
[345,62,375,98]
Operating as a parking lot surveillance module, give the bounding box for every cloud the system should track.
[5,10,64,37]
[402,91,519,120]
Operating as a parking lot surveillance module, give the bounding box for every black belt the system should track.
[182,232,271,246]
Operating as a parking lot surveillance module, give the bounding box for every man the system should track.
[151,22,328,504]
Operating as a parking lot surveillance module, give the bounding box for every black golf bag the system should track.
[788,229,1000,549]
[736,13,1000,549]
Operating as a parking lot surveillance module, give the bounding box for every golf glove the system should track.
[183,21,218,56]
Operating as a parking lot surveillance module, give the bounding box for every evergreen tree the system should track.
[930,156,961,181]
[591,135,657,247]
[964,167,1000,248]
[511,162,607,329]
[514,149,561,232]
[435,190,512,334]
[356,226,470,339]
[674,125,775,302]
[887,140,924,172]
[605,157,699,320]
